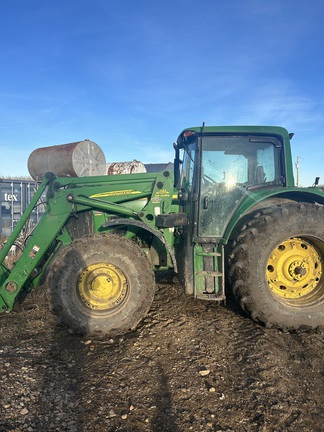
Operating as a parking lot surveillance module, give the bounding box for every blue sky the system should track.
[0,0,323,186]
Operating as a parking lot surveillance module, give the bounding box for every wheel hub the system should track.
[77,263,128,310]
[267,237,323,302]
[288,261,308,279]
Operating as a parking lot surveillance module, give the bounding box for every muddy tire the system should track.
[228,203,324,330]
[47,234,155,337]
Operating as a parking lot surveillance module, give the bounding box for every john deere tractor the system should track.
[0,125,323,335]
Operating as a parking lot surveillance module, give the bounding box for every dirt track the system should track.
[1,272,323,432]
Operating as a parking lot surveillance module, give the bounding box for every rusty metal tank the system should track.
[106,160,147,175]
[28,140,106,180]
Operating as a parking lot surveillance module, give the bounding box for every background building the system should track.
[0,179,45,237]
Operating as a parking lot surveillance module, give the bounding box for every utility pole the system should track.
[295,156,301,187]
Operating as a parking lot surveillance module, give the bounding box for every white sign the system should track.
[4,193,18,201]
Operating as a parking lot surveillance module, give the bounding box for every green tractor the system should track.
[1,125,324,335]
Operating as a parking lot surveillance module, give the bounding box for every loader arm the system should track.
[0,169,179,313]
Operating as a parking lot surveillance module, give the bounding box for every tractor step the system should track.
[195,251,221,257]
[196,270,222,277]
[193,243,225,301]
[195,292,224,300]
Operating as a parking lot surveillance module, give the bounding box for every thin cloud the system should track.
[237,80,323,128]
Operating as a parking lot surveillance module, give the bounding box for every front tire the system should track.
[47,234,155,337]
[229,203,324,330]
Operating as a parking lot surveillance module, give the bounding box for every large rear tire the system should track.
[228,203,324,330]
[47,234,155,337]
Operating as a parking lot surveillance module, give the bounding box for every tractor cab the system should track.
[174,126,290,240]
[173,125,293,300]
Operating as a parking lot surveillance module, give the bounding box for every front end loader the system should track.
[0,169,180,335]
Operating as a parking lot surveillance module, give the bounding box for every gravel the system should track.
[0,272,323,431]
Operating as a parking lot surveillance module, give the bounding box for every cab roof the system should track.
[177,125,290,144]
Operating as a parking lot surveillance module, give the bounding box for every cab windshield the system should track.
[199,135,282,237]
[201,135,282,187]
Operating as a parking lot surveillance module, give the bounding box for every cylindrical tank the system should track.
[28,140,106,180]
[106,160,147,175]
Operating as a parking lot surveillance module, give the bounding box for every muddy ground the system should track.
[0,272,323,432]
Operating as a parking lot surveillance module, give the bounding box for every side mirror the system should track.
[313,177,320,187]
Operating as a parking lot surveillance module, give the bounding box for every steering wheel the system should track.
[202,173,217,187]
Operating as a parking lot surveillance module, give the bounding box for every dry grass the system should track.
[0,236,24,269]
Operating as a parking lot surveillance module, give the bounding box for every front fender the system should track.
[101,218,177,272]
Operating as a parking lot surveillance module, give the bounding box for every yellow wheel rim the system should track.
[267,237,323,304]
[77,263,128,310]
